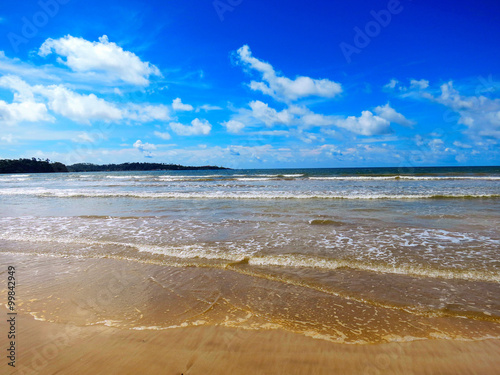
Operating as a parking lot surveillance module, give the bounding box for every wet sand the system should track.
[6,314,500,374]
[1,253,499,374]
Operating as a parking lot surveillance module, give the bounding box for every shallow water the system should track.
[0,167,499,343]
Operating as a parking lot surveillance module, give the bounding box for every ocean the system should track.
[0,166,499,344]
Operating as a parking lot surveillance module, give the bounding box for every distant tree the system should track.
[67,162,230,172]
[0,158,68,174]
[0,159,228,174]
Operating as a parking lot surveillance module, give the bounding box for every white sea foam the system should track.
[1,233,498,282]
[105,175,152,179]
[0,188,497,200]
[309,176,500,181]
[235,178,277,181]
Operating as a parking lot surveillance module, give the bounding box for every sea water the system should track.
[0,166,499,343]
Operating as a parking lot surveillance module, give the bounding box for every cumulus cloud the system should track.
[434,81,475,110]
[133,139,156,151]
[410,79,429,90]
[334,111,392,136]
[235,45,342,102]
[222,120,245,134]
[0,100,52,125]
[295,108,336,127]
[38,85,123,124]
[374,103,415,127]
[0,75,53,125]
[154,131,171,140]
[172,97,194,111]
[384,79,399,89]
[169,118,212,136]
[228,101,336,134]
[133,139,157,157]
[39,35,161,86]
[125,104,170,122]
[229,100,403,138]
[0,74,36,101]
[248,100,294,127]
[395,79,500,139]
[0,75,170,125]
[197,104,222,112]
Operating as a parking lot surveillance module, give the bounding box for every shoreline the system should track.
[6,313,500,374]
[1,250,499,373]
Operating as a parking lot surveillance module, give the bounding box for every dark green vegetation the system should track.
[0,159,229,174]
[67,163,230,172]
[0,158,68,174]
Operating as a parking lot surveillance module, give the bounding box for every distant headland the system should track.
[0,158,230,174]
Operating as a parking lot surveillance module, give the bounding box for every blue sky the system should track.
[0,0,499,168]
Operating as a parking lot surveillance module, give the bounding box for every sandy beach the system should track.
[2,252,499,374]
[1,0,500,370]
[6,300,500,375]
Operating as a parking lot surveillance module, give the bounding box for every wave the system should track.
[105,175,152,179]
[309,176,500,181]
[0,188,498,200]
[0,178,30,182]
[1,234,498,283]
[309,219,345,225]
[245,254,499,283]
[234,178,277,181]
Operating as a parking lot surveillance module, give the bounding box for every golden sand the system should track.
[6,315,500,374]
[1,253,499,374]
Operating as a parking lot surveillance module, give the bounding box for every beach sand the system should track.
[1,253,499,374]
[7,313,500,374]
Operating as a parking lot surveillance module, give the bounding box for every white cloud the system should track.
[398,79,500,139]
[374,103,415,127]
[39,35,161,86]
[0,100,52,126]
[0,75,54,125]
[133,139,156,151]
[172,97,194,111]
[0,75,171,125]
[154,131,171,140]
[235,45,342,102]
[125,103,170,122]
[222,120,245,134]
[228,100,401,139]
[296,109,336,127]
[0,74,37,101]
[453,141,472,148]
[197,104,222,112]
[248,100,294,127]
[384,79,399,89]
[72,132,99,143]
[0,52,63,84]
[334,111,392,136]
[298,131,321,144]
[435,82,475,110]
[1,134,13,143]
[133,140,157,157]
[169,118,212,136]
[410,79,429,90]
[37,85,123,124]
[254,130,290,136]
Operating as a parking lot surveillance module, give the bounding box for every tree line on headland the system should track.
[0,158,68,174]
[0,158,229,174]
